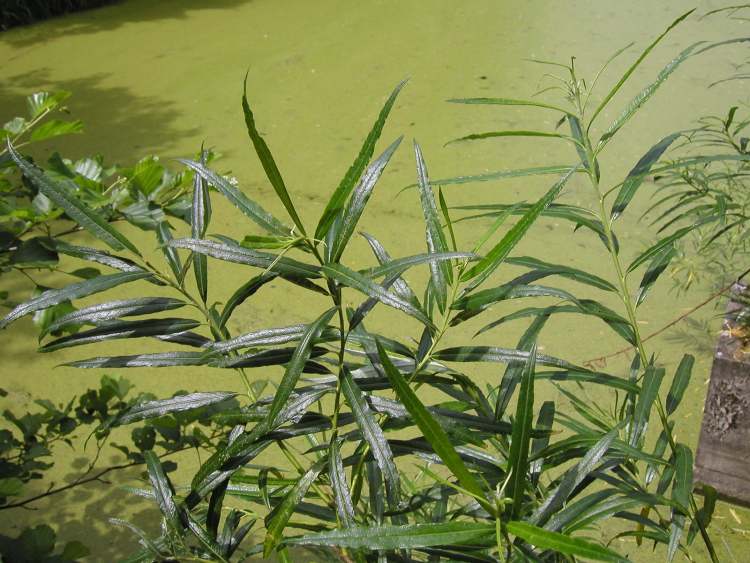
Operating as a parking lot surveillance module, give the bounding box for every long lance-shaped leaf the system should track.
[0,271,152,330]
[434,346,581,371]
[329,439,355,527]
[448,97,572,114]
[115,392,236,425]
[219,272,276,328]
[629,365,665,447]
[177,159,289,235]
[341,368,399,506]
[283,522,496,550]
[507,343,537,518]
[530,428,617,526]
[53,241,144,273]
[267,308,337,427]
[192,150,211,302]
[460,168,576,289]
[316,79,407,240]
[599,41,703,144]
[63,351,208,369]
[452,284,581,321]
[507,256,617,292]
[156,222,183,282]
[143,451,182,534]
[376,341,490,512]
[666,355,694,415]
[530,401,555,486]
[414,140,452,312]
[330,136,403,261]
[448,130,573,145]
[39,317,201,352]
[168,238,321,278]
[364,251,476,280]
[243,75,306,235]
[635,243,677,306]
[588,9,694,130]
[264,457,327,556]
[212,324,308,353]
[323,263,434,329]
[7,141,139,254]
[506,521,628,562]
[42,297,185,337]
[361,232,419,306]
[611,133,680,219]
[668,444,693,561]
[400,164,574,191]
[627,217,714,273]
[496,316,548,420]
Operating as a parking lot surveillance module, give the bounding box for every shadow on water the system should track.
[0,66,200,163]
[0,0,256,48]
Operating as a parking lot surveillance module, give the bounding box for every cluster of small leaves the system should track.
[0,10,740,562]
[0,90,215,318]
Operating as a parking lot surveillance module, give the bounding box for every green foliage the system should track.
[0,10,742,562]
[0,0,116,30]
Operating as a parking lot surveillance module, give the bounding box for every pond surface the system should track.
[1,0,749,560]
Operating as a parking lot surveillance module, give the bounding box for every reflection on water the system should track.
[1,0,748,560]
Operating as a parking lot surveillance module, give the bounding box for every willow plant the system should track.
[0,10,738,563]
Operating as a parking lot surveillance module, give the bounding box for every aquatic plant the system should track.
[1,9,743,562]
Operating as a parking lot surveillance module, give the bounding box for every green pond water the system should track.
[1,0,750,560]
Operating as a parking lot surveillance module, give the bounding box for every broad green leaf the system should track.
[178,159,290,235]
[64,351,208,369]
[116,392,236,425]
[448,97,571,114]
[28,119,83,142]
[168,238,321,278]
[284,522,495,550]
[264,457,327,556]
[460,168,575,288]
[243,75,306,235]
[611,133,680,219]
[341,369,399,505]
[7,142,139,254]
[666,355,694,415]
[588,9,694,129]
[27,90,71,118]
[507,343,537,517]
[39,317,200,352]
[0,271,152,330]
[316,79,407,240]
[42,297,185,337]
[322,263,434,328]
[330,136,402,261]
[507,521,628,562]
[377,341,490,511]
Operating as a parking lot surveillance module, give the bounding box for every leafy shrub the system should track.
[1,9,743,562]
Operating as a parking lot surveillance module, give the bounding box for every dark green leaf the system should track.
[448,97,571,114]
[507,521,628,562]
[143,451,181,533]
[64,351,208,369]
[508,342,537,517]
[116,392,236,425]
[330,439,355,527]
[434,346,581,371]
[630,366,664,447]
[666,355,694,415]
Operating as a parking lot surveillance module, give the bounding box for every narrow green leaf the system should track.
[7,141,139,254]
[330,136,402,261]
[402,164,573,190]
[323,263,434,329]
[460,168,575,289]
[414,140,452,312]
[434,346,581,371]
[507,256,617,292]
[635,244,677,306]
[330,440,355,527]
[316,79,407,240]
[507,343,537,517]
[64,351,208,369]
[530,401,555,486]
[666,355,694,415]
[630,366,665,447]
[116,392,236,425]
[668,444,693,561]
[0,271,152,330]
[588,9,694,129]
[284,522,495,550]
[143,451,181,533]
[448,130,572,145]
[243,75,306,235]
[42,297,185,337]
[507,521,628,562]
[156,222,183,282]
[29,119,83,142]
[219,272,276,328]
[178,159,290,235]
[627,218,714,273]
[377,341,489,510]
[39,317,200,352]
[264,457,327,556]
[448,97,571,114]
[611,133,680,219]
[53,241,144,274]
[361,233,419,306]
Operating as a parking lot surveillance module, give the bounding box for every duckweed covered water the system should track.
[1,0,749,560]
